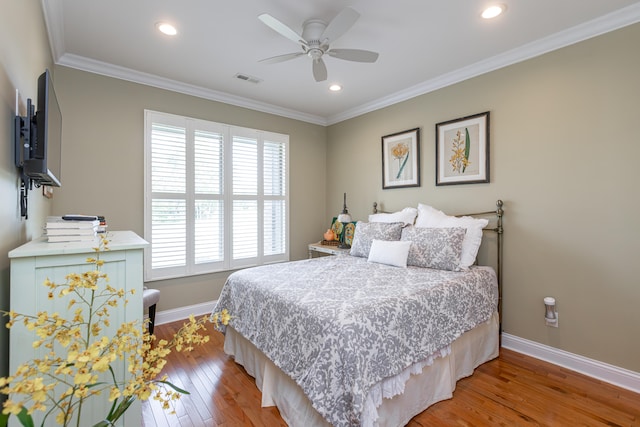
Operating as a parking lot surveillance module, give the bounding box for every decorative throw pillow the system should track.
[367,239,412,268]
[415,203,489,269]
[401,226,466,271]
[330,217,358,246]
[349,222,404,258]
[368,207,418,226]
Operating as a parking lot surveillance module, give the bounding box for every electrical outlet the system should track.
[545,312,558,327]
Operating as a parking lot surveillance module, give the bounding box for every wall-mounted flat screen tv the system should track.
[16,69,63,187]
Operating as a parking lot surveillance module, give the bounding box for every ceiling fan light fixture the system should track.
[481,5,506,19]
[156,22,177,36]
[307,48,324,60]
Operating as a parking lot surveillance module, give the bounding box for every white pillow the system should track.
[414,203,448,226]
[367,239,411,268]
[415,203,488,269]
[368,207,418,226]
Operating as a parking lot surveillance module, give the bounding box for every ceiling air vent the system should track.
[234,73,262,84]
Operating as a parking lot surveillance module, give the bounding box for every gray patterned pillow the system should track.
[401,226,466,271]
[349,222,404,258]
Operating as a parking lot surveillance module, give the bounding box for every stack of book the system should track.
[45,215,100,243]
[97,215,108,234]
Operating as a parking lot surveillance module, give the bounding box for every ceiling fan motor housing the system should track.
[302,19,328,46]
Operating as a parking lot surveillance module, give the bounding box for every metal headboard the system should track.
[372,200,504,331]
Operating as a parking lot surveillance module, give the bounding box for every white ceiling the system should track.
[43,0,640,125]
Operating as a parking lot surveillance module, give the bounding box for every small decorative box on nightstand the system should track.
[308,242,351,258]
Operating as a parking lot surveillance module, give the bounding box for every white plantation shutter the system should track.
[194,129,224,266]
[264,141,286,196]
[264,199,286,256]
[264,140,287,256]
[144,111,289,281]
[150,123,186,270]
[232,200,258,261]
[232,135,257,195]
[231,132,258,268]
[151,199,186,269]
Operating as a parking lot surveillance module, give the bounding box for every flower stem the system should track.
[396,153,409,179]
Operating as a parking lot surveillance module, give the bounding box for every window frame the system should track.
[143,110,289,282]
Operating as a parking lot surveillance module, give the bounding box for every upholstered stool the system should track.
[143,286,161,334]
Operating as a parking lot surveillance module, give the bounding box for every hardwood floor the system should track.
[142,319,640,426]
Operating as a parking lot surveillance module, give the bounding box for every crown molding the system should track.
[45,2,640,127]
[56,53,328,126]
[326,2,640,125]
[41,0,65,63]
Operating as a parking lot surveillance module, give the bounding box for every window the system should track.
[144,111,289,281]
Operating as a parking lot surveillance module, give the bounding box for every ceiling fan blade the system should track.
[259,52,305,64]
[258,13,307,46]
[327,48,379,63]
[321,7,360,43]
[312,58,327,82]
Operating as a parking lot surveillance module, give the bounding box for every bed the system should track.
[213,200,504,427]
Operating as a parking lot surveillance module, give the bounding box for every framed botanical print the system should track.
[381,128,420,189]
[436,111,490,185]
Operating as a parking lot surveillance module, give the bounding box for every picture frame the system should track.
[436,111,490,186]
[381,127,420,189]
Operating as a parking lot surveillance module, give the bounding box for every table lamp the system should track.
[337,193,352,249]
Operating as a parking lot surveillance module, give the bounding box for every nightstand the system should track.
[308,242,351,258]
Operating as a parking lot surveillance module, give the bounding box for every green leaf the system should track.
[156,379,190,395]
[16,408,34,427]
[92,421,114,427]
[396,153,410,179]
[86,381,107,389]
[105,396,119,420]
[0,412,8,427]
[106,397,135,422]
[463,128,471,173]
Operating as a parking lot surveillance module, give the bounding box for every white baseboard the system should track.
[502,333,640,394]
[155,305,640,395]
[155,300,217,326]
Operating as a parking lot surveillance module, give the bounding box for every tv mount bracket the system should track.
[14,99,35,219]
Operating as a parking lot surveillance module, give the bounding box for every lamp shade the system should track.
[337,213,352,223]
[337,192,352,249]
[337,192,351,224]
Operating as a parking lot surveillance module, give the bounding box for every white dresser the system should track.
[8,231,148,427]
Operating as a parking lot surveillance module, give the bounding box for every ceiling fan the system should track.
[258,7,379,82]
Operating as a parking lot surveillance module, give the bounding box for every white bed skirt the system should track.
[224,311,499,427]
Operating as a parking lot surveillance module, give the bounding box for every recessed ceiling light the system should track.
[329,84,342,92]
[481,5,506,19]
[157,22,177,36]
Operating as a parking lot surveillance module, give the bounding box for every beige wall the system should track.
[50,67,327,312]
[0,1,54,380]
[326,23,640,372]
[2,1,638,382]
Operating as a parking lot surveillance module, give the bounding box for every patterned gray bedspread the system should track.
[214,255,498,427]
